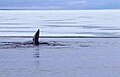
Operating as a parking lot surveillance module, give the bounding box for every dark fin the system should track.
[33,29,40,45]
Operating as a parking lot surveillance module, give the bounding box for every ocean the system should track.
[0,10,120,37]
[0,10,120,77]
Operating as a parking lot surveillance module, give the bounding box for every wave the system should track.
[0,41,65,49]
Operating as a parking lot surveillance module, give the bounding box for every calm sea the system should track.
[0,10,120,37]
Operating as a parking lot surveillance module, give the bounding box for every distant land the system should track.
[0,0,120,10]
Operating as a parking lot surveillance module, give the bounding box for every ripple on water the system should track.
[0,41,66,49]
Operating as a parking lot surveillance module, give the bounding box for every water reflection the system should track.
[33,47,40,65]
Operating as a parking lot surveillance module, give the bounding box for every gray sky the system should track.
[0,0,120,10]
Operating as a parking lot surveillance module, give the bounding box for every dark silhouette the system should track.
[33,29,39,45]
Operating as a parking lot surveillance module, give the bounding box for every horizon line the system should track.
[0,8,120,10]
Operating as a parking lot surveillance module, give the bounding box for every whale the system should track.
[0,29,64,49]
[33,29,40,45]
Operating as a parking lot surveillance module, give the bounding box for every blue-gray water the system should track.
[0,10,120,77]
[0,10,120,37]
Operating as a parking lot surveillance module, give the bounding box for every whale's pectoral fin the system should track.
[33,29,40,45]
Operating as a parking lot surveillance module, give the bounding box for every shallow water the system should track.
[0,10,120,37]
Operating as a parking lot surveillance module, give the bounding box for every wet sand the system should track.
[0,38,120,77]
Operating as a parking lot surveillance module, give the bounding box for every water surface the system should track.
[0,10,120,37]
